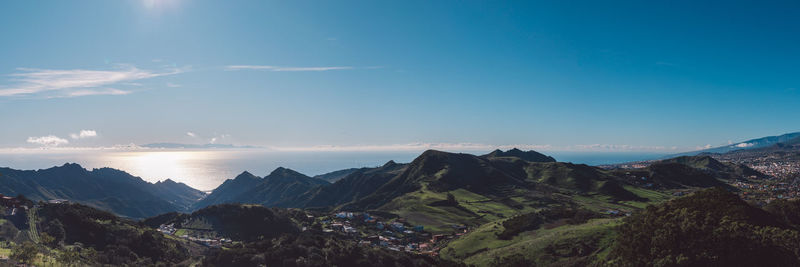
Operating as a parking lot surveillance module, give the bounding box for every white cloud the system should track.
[70,130,97,139]
[697,144,713,150]
[27,135,69,147]
[166,82,181,88]
[734,142,753,148]
[186,132,197,137]
[225,65,353,72]
[209,137,218,144]
[0,65,185,98]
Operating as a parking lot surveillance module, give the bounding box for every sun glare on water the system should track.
[106,151,222,189]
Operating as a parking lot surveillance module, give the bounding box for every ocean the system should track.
[0,149,667,191]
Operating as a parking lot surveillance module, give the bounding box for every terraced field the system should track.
[26,208,39,243]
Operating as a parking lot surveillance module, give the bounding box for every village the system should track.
[156,223,234,248]
[316,211,469,256]
[155,210,471,256]
[732,180,800,204]
[722,156,800,204]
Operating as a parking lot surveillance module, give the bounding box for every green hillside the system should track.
[442,217,620,266]
[342,150,657,234]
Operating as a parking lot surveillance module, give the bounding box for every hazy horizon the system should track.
[0,149,667,190]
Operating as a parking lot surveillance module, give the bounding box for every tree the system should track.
[10,241,39,264]
[446,193,458,205]
[82,247,98,262]
[44,219,66,246]
[40,232,55,247]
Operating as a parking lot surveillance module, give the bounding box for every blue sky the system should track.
[0,0,798,152]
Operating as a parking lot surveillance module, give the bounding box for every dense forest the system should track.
[609,188,800,266]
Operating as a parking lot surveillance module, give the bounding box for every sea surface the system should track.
[0,149,667,191]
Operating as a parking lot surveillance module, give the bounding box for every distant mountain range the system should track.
[671,131,800,157]
[0,146,769,226]
[193,167,330,210]
[482,148,556,162]
[195,148,600,216]
[192,148,753,233]
[0,163,204,218]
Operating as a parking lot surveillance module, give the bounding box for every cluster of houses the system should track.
[734,180,800,204]
[181,235,232,248]
[321,211,468,256]
[604,209,632,217]
[157,223,177,235]
[157,223,233,248]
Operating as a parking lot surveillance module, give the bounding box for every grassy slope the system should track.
[442,218,621,266]
[377,185,540,234]
[439,186,670,266]
[378,180,667,234]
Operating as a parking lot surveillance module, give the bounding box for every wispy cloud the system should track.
[0,65,185,98]
[186,132,197,138]
[70,130,98,139]
[225,65,354,72]
[27,135,69,147]
[66,88,131,97]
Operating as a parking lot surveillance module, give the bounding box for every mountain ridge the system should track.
[0,163,205,218]
[670,131,800,157]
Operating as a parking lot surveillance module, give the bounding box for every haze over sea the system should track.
[0,150,665,191]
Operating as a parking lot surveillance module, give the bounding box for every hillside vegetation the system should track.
[609,187,800,266]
